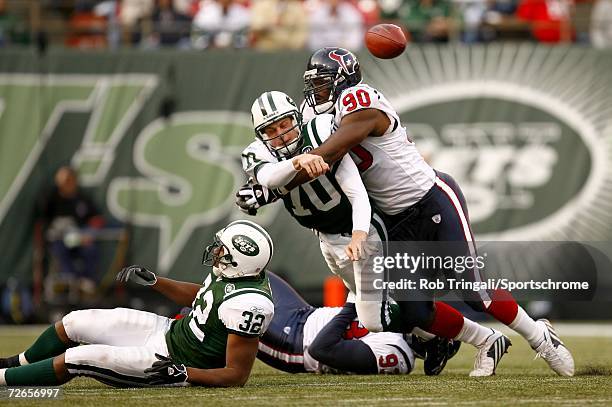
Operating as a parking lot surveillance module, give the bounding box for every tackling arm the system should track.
[186,334,259,387]
[283,109,389,191]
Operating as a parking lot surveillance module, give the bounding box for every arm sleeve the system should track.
[334,155,371,233]
[308,303,378,374]
[218,293,275,338]
[255,159,299,189]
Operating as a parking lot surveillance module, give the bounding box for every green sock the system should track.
[23,325,71,364]
[5,358,60,386]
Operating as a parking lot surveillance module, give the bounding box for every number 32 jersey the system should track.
[333,84,436,216]
[165,272,274,369]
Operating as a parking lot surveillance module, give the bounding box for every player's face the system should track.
[310,77,333,105]
[262,116,299,149]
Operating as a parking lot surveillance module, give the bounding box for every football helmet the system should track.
[203,220,273,279]
[251,91,302,159]
[303,47,362,114]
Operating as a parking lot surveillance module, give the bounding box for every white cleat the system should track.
[469,330,512,377]
[533,319,575,376]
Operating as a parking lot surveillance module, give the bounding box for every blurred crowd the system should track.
[0,0,611,50]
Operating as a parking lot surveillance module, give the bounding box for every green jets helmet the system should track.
[251,91,303,160]
[203,220,274,278]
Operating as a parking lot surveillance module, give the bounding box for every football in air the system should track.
[365,24,407,59]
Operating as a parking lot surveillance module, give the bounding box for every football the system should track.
[365,24,407,59]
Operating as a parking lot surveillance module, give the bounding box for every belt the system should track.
[381,183,435,224]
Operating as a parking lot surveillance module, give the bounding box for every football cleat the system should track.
[469,330,511,377]
[423,337,462,376]
[0,356,19,369]
[533,319,575,376]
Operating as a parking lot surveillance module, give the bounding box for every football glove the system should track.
[235,180,280,215]
[116,265,157,286]
[145,353,188,385]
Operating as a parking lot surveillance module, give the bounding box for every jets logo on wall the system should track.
[362,46,612,240]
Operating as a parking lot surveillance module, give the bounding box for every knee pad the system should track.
[62,309,96,342]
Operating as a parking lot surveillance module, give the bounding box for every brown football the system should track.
[365,24,407,59]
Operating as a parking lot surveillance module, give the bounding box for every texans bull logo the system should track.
[328,50,357,75]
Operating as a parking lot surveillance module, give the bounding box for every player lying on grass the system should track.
[258,271,460,375]
[0,220,274,388]
[237,91,509,376]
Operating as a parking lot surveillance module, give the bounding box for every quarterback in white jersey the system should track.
[239,90,394,334]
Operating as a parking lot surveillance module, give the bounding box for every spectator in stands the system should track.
[0,0,30,46]
[143,0,192,48]
[397,0,454,43]
[250,0,308,50]
[516,0,574,43]
[591,0,612,48]
[307,0,364,51]
[191,0,251,49]
[120,0,155,43]
[65,0,108,48]
[37,167,105,298]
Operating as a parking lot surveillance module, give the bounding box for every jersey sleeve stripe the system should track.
[227,328,261,338]
[389,344,413,372]
[309,117,324,146]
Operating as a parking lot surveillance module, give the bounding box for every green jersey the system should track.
[242,115,354,234]
[165,271,274,369]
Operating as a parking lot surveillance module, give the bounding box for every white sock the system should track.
[411,327,436,341]
[508,306,544,348]
[454,317,494,348]
[19,352,29,366]
[0,368,6,386]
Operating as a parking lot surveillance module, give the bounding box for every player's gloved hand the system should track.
[116,265,157,286]
[145,353,188,385]
[235,180,280,215]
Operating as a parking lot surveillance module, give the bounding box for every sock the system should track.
[23,325,71,364]
[5,358,60,386]
[508,306,545,348]
[427,302,465,339]
[454,317,494,348]
[486,289,519,325]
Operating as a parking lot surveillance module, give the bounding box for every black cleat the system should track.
[424,337,458,376]
[0,355,20,368]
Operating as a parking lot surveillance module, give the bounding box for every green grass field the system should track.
[1,326,612,406]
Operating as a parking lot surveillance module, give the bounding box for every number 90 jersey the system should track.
[243,115,355,235]
[333,84,436,215]
[165,272,274,369]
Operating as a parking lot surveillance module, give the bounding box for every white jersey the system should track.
[302,307,413,374]
[304,84,436,215]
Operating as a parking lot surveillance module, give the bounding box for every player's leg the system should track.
[0,308,172,369]
[0,354,73,386]
[258,272,315,373]
[434,171,574,376]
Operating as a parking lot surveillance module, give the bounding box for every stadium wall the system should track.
[1,45,611,296]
